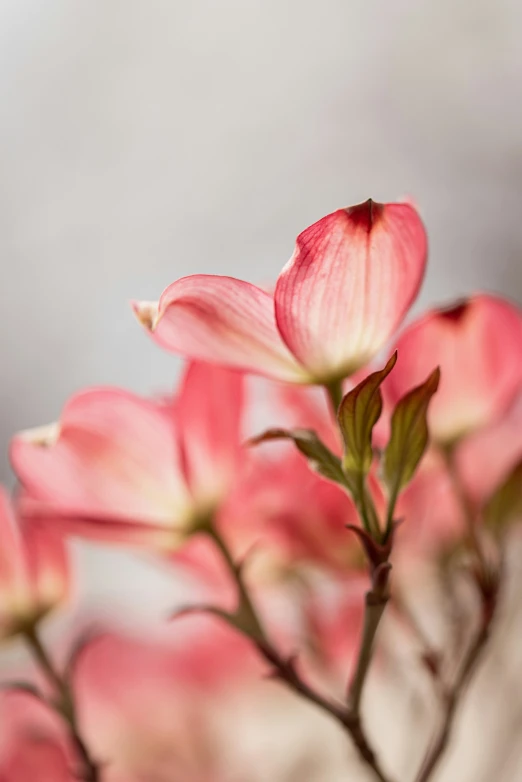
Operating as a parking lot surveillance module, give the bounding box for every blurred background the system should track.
[1,0,522,629]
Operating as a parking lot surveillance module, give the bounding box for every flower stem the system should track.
[413,612,493,782]
[24,626,100,782]
[206,527,394,782]
[412,445,501,782]
[325,380,344,418]
[347,589,389,714]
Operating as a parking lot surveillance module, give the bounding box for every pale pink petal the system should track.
[395,449,465,555]
[132,275,308,382]
[0,490,69,637]
[455,393,522,505]
[21,519,70,614]
[274,201,427,381]
[11,389,193,536]
[0,691,74,782]
[276,384,342,453]
[302,574,366,692]
[74,629,262,780]
[0,489,26,597]
[176,362,246,508]
[385,294,522,443]
[0,489,30,633]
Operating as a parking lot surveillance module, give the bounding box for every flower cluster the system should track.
[2,199,522,781]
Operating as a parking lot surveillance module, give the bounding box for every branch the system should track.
[204,528,394,782]
[24,626,100,782]
[347,574,390,714]
[413,617,491,782]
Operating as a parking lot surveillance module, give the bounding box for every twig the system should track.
[411,445,500,782]
[413,615,492,782]
[205,527,394,782]
[24,626,100,782]
[348,588,389,714]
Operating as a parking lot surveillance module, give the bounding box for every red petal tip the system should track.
[344,198,385,231]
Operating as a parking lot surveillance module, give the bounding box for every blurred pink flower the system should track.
[0,488,69,640]
[0,620,263,782]
[0,691,74,782]
[73,624,263,782]
[133,200,427,385]
[10,362,249,552]
[455,392,522,507]
[384,294,522,443]
[300,573,366,695]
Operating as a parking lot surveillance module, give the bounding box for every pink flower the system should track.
[384,294,522,443]
[300,573,366,695]
[133,200,427,384]
[394,449,464,557]
[0,620,262,782]
[0,691,74,782]
[73,625,263,782]
[0,488,69,639]
[455,392,522,507]
[10,363,247,551]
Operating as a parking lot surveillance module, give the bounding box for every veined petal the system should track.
[132,275,308,382]
[10,388,193,535]
[385,294,522,443]
[274,200,427,382]
[177,362,246,508]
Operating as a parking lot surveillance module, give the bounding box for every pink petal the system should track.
[395,449,465,556]
[132,275,308,382]
[176,362,246,508]
[0,489,31,633]
[274,200,427,382]
[0,692,74,782]
[0,488,26,597]
[74,630,262,778]
[11,388,193,539]
[21,518,70,614]
[455,393,522,505]
[0,490,69,637]
[385,294,522,443]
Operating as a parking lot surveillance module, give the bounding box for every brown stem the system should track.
[206,528,394,782]
[413,618,492,782]
[24,626,100,782]
[412,446,500,782]
[347,590,388,714]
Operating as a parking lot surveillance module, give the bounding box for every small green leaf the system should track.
[484,460,522,535]
[383,367,440,507]
[338,353,397,477]
[249,428,346,487]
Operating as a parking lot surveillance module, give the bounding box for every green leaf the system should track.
[338,353,397,477]
[249,428,346,487]
[484,459,522,535]
[383,367,440,505]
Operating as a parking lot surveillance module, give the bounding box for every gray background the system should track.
[1,0,521,610]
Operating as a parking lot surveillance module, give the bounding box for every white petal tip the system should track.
[131,300,160,331]
[18,422,61,447]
